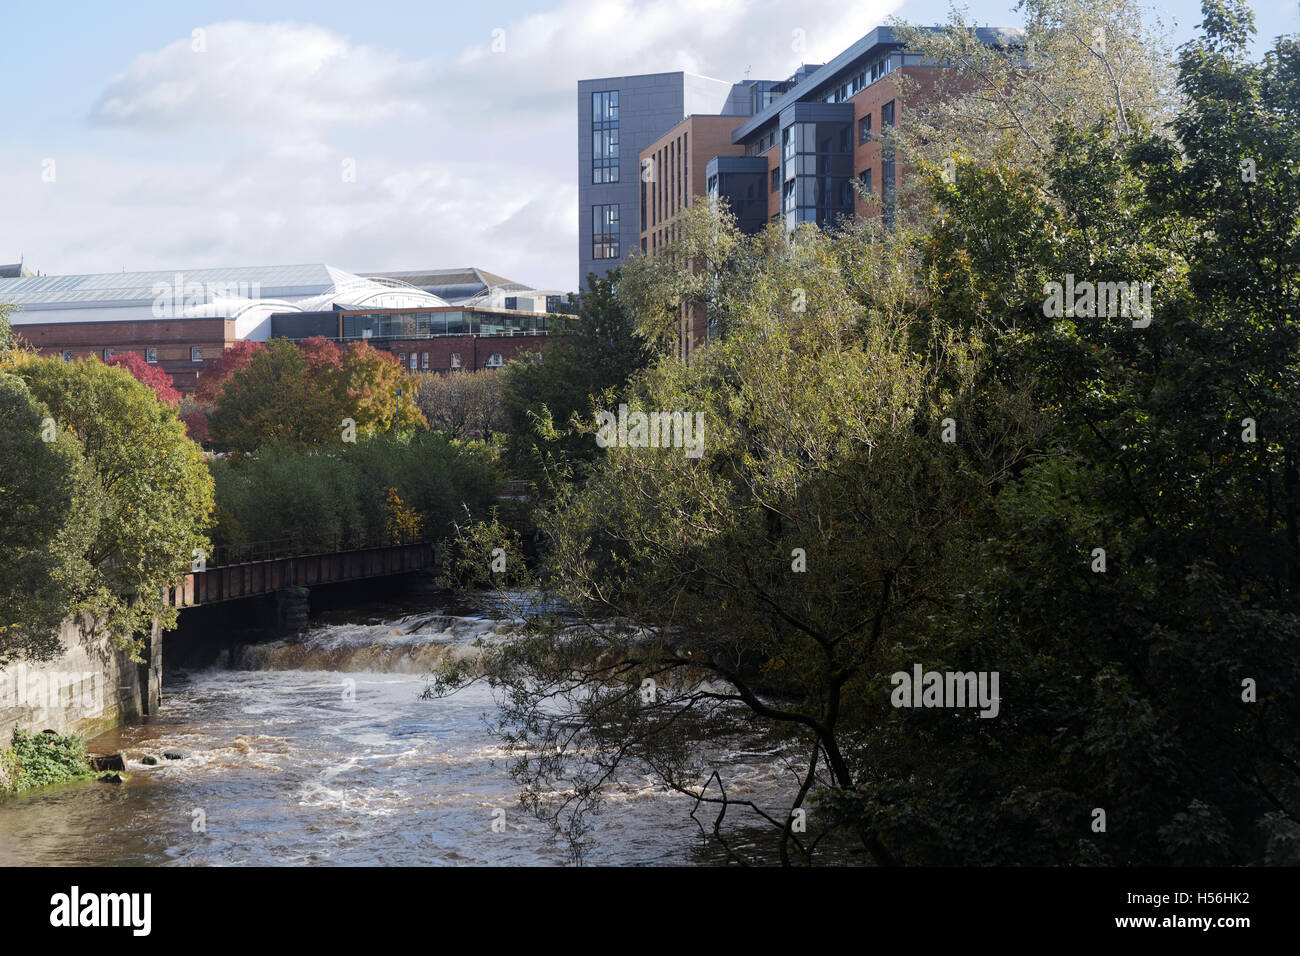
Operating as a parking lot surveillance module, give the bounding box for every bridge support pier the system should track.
[273,587,311,638]
[137,617,163,716]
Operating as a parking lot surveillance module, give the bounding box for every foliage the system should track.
[0,375,94,664]
[384,486,424,544]
[177,395,211,445]
[499,273,652,487]
[0,303,15,355]
[194,339,264,403]
[433,2,1299,866]
[208,432,500,553]
[104,352,181,406]
[848,0,1300,865]
[415,369,505,439]
[207,337,425,452]
[0,729,95,795]
[895,0,1177,208]
[10,357,214,649]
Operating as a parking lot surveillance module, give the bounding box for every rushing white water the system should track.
[0,601,806,866]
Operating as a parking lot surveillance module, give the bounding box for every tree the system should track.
[105,351,181,407]
[11,358,214,648]
[499,273,652,485]
[852,0,1300,864]
[434,208,1036,864]
[415,369,504,439]
[208,338,425,453]
[0,303,15,355]
[194,339,264,404]
[208,433,501,553]
[335,340,425,436]
[894,0,1178,207]
[0,375,96,664]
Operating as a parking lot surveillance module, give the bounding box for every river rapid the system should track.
[0,598,806,866]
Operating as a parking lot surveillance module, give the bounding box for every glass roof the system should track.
[0,264,348,306]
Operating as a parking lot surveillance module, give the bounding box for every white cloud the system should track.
[91,20,432,130]
[27,0,905,290]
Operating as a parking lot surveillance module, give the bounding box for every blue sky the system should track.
[2,0,1296,291]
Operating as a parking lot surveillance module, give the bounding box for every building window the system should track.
[546,294,562,313]
[398,353,406,366]
[450,353,461,369]
[881,100,895,127]
[102,348,112,361]
[145,348,158,364]
[191,347,202,362]
[592,90,619,184]
[504,296,518,310]
[858,168,873,196]
[410,353,418,371]
[485,353,504,368]
[859,114,872,143]
[771,167,780,193]
[593,203,620,259]
[421,353,429,369]
[61,350,72,362]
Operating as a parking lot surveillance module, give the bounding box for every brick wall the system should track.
[15,318,237,394]
[384,334,545,373]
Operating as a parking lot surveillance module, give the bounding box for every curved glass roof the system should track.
[0,264,449,319]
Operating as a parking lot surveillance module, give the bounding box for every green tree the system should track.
[0,374,95,664]
[208,337,424,453]
[13,358,214,648]
[500,272,652,486]
[435,209,1036,863]
[855,0,1300,864]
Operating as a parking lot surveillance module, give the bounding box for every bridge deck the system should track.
[168,542,434,607]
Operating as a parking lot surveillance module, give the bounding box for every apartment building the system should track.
[578,25,1021,354]
[576,72,755,292]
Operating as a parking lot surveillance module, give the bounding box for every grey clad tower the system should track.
[577,72,744,293]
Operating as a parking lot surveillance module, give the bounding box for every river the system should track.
[0,598,810,866]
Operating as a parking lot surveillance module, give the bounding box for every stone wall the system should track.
[0,614,160,743]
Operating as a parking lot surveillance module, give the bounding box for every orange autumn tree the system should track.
[383,487,424,544]
[207,337,425,452]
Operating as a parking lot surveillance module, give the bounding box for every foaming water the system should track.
[0,602,805,866]
[233,611,504,673]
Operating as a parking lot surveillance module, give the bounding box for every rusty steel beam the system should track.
[168,542,434,607]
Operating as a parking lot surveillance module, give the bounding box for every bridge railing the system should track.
[203,530,430,569]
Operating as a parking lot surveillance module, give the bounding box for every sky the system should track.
[1,0,1296,292]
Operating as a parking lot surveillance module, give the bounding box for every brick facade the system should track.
[15,318,236,393]
[385,334,544,374]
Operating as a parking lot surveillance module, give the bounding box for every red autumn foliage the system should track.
[105,352,181,407]
[180,404,211,444]
[195,340,265,403]
[299,335,344,373]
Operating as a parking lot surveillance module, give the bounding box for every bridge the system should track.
[166,539,436,608]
